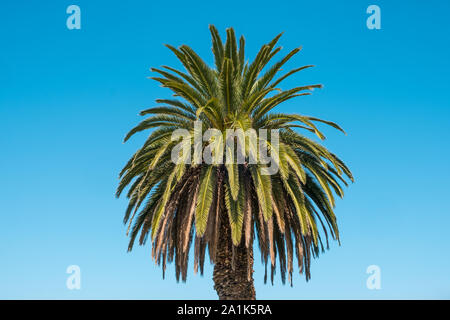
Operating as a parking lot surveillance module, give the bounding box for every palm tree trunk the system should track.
[213,213,256,300]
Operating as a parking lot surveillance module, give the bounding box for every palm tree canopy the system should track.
[117,25,353,284]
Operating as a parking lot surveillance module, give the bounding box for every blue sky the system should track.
[1,0,450,299]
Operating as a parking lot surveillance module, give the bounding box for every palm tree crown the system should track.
[117,25,353,287]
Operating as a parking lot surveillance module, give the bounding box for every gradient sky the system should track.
[1,0,450,299]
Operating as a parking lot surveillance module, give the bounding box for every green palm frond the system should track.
[195,165,216,236]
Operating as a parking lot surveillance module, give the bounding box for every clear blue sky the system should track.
[1,0,450,299]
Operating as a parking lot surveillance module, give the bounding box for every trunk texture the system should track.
[213,212,256,300]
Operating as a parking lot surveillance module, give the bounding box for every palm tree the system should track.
[117,25,353,300]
